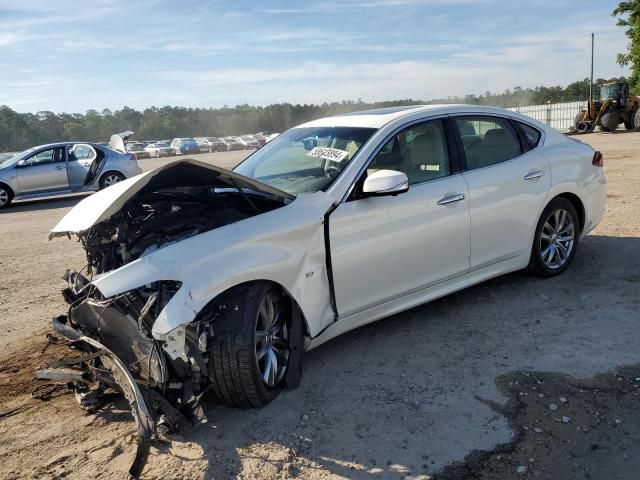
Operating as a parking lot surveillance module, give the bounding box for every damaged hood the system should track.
[50,159,294,237]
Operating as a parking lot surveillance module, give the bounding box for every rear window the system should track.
[516,122,541,150]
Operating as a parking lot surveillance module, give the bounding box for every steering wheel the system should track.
[325,165,341,179]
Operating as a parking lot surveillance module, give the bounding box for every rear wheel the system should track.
[624,110,637,130]
[99,171,125,189]
[600,111,619,132]
[0,184,13,209]
[208,282,298,408]
[528,198,579,277]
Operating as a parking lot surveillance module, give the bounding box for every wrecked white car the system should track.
[43,105,605,476]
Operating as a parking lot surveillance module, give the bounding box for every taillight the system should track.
[130,153,137,161]
[592,151,603,167]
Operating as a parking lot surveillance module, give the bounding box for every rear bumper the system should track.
[581,173,607,237]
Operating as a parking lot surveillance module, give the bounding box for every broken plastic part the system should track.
[49,317,154,479]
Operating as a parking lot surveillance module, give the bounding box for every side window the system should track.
[69,145,96,161]
[27,147,64,165]
[454,116,522,170]
[368,119,450,185]
[516,122,541,150]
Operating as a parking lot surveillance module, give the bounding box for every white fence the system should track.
[507,101,587,133]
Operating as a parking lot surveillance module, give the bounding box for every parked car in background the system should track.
[126,142,151,159]
[265,133,280,143]
[0,152,18,163]
[0,140,142,208]
[251,133,267,146]
[171,138,200,155]
[194,137,212,153]
[48,104,606,414]
[222,136,244,151]
[145,142,176,158]
[206,137,228,152]
[238,135,260,149]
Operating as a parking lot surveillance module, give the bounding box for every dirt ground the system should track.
[0,132,639,480]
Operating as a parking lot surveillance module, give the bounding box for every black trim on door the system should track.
[447,116,469,171]
[444,117,464,173]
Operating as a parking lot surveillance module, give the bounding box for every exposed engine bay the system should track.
[38,161,300,478]
[79,166,287,275]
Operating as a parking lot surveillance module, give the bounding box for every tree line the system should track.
[0,77,624,152]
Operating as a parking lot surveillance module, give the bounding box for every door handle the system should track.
[437,192,466,205]
[55,165,65,170]
[523,170,545,181]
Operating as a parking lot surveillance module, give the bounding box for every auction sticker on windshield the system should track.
[306,147,349,162]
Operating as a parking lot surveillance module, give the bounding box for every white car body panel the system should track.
[330,173,471,317]
[50,105,606,357]
[462,149,552,269]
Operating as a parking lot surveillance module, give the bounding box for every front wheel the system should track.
[99,171,125,189]
[0,184,13,209]
[208,282,299,408]
[528,198,580,277]
[600,111,619,132]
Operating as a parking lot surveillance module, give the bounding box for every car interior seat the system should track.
[402,124,449,183]
[467,128,520,169]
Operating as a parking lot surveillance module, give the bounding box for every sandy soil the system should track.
[0,132,639,479]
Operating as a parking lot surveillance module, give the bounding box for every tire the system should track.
[528,198,580,278]
[208,282,298,408]
[99,171,125,189]
[0,183,13,209]
[633,109,640,129]
[600,111,619,132]
[574,112,584,129]
[624,110,636,130]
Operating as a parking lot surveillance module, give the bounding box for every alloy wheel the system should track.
[103,174,123,187]
[0,187,8,207]
[255,292,289,387]
[540,208,575,269]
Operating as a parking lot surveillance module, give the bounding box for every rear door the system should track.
[453,115,551,269]
[16,146,69,193]
[66,144,98,188]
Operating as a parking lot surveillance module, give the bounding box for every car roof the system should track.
[295,104,544,129]
[19,141,107,150]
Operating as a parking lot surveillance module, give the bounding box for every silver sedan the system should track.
[0,142,142,209]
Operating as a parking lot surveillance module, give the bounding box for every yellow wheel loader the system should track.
[574,81,640,133]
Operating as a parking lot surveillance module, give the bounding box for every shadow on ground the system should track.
[132,233,640,479]
[0,193,90,214]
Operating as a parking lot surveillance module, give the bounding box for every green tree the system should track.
[614,1,640,91]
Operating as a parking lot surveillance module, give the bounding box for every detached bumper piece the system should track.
[36,317,154,479]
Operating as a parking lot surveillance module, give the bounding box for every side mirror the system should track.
[362,169,409,196]
[16,159,27,168]
[302,138,318,151]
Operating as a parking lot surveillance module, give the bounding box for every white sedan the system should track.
[49,105,606,421]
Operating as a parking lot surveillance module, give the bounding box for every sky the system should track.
[0,0,630,112]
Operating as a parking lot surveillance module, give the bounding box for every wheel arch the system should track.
[193,279,312,339]
[549,192,585,234]
[0,181,14,199]
[99,169,126,185]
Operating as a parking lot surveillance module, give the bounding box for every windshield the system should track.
[0,147,37,167]
[600,84,620,101]
[233,126,376,195]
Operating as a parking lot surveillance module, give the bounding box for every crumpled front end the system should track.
[39,272,208,478]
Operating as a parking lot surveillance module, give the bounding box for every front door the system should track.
[329,118,471,318]
[16,146,69,193]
